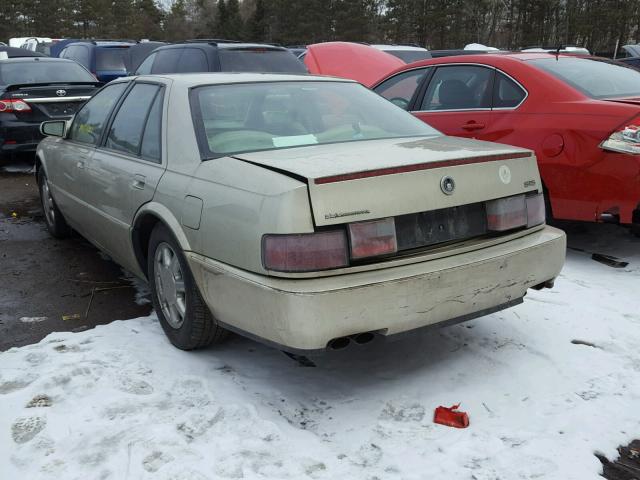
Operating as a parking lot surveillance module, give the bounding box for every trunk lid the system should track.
[304,42,404,87]
[233,136,541,226]
[2,82,100,120]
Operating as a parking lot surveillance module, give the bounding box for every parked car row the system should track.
[3,37,639,233]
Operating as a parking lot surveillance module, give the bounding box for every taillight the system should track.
[262,231,348,272]
[601,121,640,154]
[486,193,545,231]
[0,99,32,113]
[348,217,397,259]
[525,193,545,228]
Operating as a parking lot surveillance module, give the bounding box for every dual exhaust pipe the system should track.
[327,331,378,350]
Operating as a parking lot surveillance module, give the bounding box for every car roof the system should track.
[153,42,288,51]
[130,72,355,86]
[371,44,428,52]
[0,46,46,58]
[0,57,78,64]
[398,51,595,67]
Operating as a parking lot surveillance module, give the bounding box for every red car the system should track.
[307,50,640,234]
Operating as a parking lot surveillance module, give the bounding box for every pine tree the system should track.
[225,0,244,40]
[246,0,268,41]
[214,0,228,37]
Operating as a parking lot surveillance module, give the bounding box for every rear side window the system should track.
[96,48,129,72]
[531,57,640,99]
[421,65,493,110]
[151,49,182,74]
[64,45,90,68]
[374,68,428,110]
[178,48,208,73]
[218,49,307,73]
[140,91,163,162]
[105,83,161,157]
[492,72,526,108]
[136,52,156,75]
[69,82,128,145]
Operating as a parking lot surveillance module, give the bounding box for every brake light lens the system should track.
[348,217,397,259]
[0,99,32,113]
[525,193,546,228]
[486,193,545,231]
[601,122,640,154]
[262,231,348,272]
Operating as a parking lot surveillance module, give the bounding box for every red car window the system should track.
[421,65,493,111]
[374,68,428,109]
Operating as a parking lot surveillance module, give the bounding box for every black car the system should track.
[0,46,46,58]
[0,57,100,161]
[134,40,307,75]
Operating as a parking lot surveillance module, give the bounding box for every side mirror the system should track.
[40,120,66,137]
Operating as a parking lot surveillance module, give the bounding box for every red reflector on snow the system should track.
[348,217,397,259]
[262,231,348,272]
[433,403,469,428]
[314,153,531,185]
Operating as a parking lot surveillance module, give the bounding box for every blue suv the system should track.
[58,41,135,83]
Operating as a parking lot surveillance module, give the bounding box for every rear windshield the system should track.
[96,48,130,72]
[385,50,432,63]
[191,81,441,158]
[531,57,640,99]
[218,48,307,73]
[0,61,95,85]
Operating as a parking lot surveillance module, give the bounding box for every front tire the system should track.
[147,224,227,350]
[38,170,72,238]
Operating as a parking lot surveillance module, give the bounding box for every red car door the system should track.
[412,64,498,139]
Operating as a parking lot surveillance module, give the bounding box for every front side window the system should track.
[374,68,428,110]
[191,81,441,158]
[492,72,526,108]
[68,82,128,145]
[531,57,640,99]
[420,65,493,111]
[106,83,161,156]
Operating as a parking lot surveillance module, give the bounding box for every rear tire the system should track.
[38,170,72,238]
[147,224,227,350]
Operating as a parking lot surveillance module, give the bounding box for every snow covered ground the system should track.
[1,224,638,480]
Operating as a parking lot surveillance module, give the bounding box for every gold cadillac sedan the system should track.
[36,73,566,354]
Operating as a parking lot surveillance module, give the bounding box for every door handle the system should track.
[132,174,146,190]
[76,160,85,169]
[462,122,485,131]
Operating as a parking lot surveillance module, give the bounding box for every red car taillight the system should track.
[348,217,397,259]
[262,231,348,272]
[601,119,640,154]
[486,193,545,231]
[0,99,32,113]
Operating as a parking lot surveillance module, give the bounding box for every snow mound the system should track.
[0,224,638,479]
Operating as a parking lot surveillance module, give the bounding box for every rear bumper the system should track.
[187,225,566,352]
[0,120,42,157]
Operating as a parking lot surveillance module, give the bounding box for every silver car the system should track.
[36,74,566,353]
